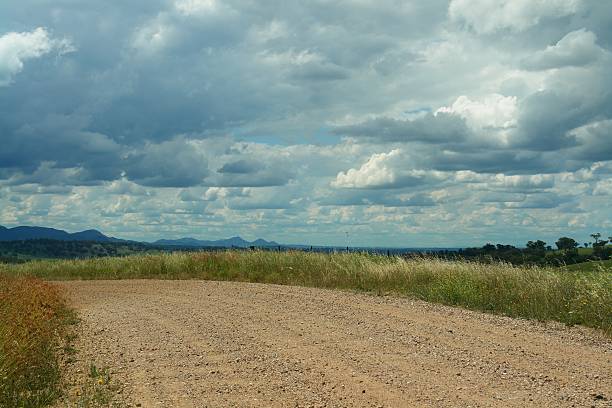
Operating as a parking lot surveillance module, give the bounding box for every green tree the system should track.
[526,240,546,251]
[555,237,578,251]
[590,232,602,244]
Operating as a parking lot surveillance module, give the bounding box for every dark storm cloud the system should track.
[569,120,612,162]
[427,149,563,174]
[333,113,470,144]
[503,192,572,209]
[215,159,295,187]
[123,139,209,187]
[289,62,350,82]
[218,159,264,174]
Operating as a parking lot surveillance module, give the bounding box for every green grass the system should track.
[1,251,610,335]
[563,259,612,273]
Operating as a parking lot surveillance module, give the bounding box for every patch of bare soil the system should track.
[57,280,611,407]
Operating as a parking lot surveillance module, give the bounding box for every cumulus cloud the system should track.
[521,29,604,70]
[436,94,517,146]
[332,150,446,189]
[0,27,73,86]
[332,150,401,189]
[477,173,555,192]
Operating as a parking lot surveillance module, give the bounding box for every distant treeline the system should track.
[433,236,612,267]
[0,239,159,263]
[0,239,246,263]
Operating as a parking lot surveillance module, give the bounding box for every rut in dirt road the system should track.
[59,280,611,408]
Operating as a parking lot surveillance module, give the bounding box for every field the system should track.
[2,251,610,334]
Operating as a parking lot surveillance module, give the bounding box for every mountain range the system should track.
[0,225,280,248]
[0,225,122,242]
[153,237,279,248]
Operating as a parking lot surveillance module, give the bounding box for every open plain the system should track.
[57,279,611,407]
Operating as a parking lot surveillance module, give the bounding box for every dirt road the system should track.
[58,280,611,407]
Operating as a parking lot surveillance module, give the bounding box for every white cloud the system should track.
[174,0,221,16]
[492,174,554,191]
[521,29,604,70]
[436,94,517,145]
[105,178,151,196]
[131,21,177,54]
[454,172,554,191]
[437,94,517,130]
[0,27,73,86]
[449,0,583,34]
[332,150,401,189]
[593,179,612,196]
[332,150,446,189]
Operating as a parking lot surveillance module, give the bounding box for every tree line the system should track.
[455,233,611,267]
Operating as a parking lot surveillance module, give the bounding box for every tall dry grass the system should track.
[1,251,610,334]
[0,275,74,407]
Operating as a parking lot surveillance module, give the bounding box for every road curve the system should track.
[57,280,611,407]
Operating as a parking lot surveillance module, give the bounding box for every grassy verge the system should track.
[1,251,611,334]
[563,259,612,273]
[0,274,75,407]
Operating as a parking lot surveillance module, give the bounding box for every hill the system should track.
[0,225,121,242]
[153,236,280,248]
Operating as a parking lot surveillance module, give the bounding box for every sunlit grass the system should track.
[2,251,610,334]
[0,275,75,407]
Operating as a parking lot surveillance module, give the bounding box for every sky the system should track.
[0,0,611,247]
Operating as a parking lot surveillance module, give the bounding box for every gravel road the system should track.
[58,280,611,407]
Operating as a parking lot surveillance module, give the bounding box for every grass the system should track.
[1,251,610,335]
[0,274,75,407]
[563,259,612,273]
[72,363,119,407]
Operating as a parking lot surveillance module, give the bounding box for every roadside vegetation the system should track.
[2,251,610,335]
[0,275,75,407]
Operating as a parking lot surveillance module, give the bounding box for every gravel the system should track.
[58,280,611,407]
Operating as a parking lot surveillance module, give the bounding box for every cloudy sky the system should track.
[1,0,611,247]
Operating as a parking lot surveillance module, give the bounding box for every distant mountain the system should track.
[0,224,281,248]
[153,236,280,248]
[0,225,122,242]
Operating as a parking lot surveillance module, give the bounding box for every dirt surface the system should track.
[58,280,611,408]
